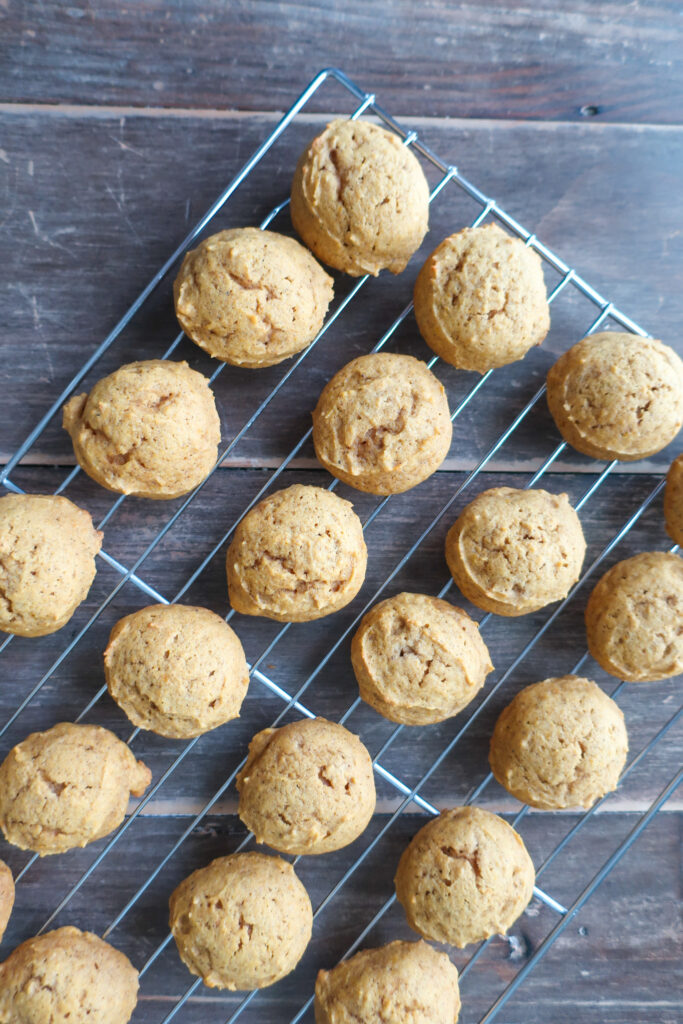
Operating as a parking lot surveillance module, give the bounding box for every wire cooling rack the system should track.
[1,67,681,1023]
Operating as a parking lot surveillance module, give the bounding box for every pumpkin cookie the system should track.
[546,332,683,461]
[237,718,376,855]
[664,454,683,546]
[0,722,151,855]
[0,926,138,1024]
[394,806,535,948]
[312,353,452,494]
[489,676,628,810]
[105,604,249,738]
[314,940,461,1024]
[226,484,367,622]
[170,852,312,991]
[63,359,220,499]
[414,224,550,373]
[173,227,333,368]
[445,487,586,616]
[0,862,14,943]
[585,551,683,682]
[291,119,429,276]
[0,493,102,637]
[351,593,493,725]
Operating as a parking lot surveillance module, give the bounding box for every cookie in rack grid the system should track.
[291,118,430,276]
[173,227,334,368]
[63,359,220,499]
[0,861,13,943]
[664,453,683,546]
[0,493,102,637]
[312,353,453,494]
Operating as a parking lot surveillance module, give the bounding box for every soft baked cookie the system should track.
[414,224,550,373]
[0,493,102,637]
[63,359,220,499]
[395,806,535,948]
[489,676,628,810]
[445,487,586,616]
[585,551,683,682]
[0,722,151,855]
[173,227,334,368]
[0,926,138,1024]
[312,353,452,494]
[314,940,461,1024]
[0,862,14,943]
[351,592,493,725]
[664,454,683,546]
[169,852,312,991]
[226,484,367,621]
[546,332,683,461]
[237,717,376,855]
[291,119,430,277]
[104,603,249,738]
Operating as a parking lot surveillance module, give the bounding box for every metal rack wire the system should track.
[1,67,680,1023]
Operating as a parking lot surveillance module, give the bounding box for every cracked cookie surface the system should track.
[0,493,102,637]
[489,676,628,810]
[312,353,452,494]
[664,454,683,546]
[0,722,151,855]
[546,332,683,461]
[173,227,333,367]
[413,224,550,373]
[169,852,312,991]
[290,119,429,277]
[63,359,220,499]
[0,861,14,943]
[236,718,376,855]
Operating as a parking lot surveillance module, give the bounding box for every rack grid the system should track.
[1,67,681,1022]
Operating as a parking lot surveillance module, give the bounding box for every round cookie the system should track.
[291,118,430,277]
[445,487,586,617]
[226,484,367,622]
[585,551,683,682]
[664,454,683,546]
[414,224,550,373]
[0,722,151,855]
[0,926,138,1024]
[351,592,493,725]
[0,493,102,637]
[169,852,312,991]
[104,604,249,738]
[236,717,376,855]
[0,861,14,944]
[173,227,334,368]
[314,940,461,1024]
[312,353,453,494]
[394,806,535,948]
[489,676,628,810]
[62,359,220,499]
[546,332,683,461]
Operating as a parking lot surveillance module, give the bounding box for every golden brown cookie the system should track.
[395,806,535,948]
[104,603,249,739]
[489,676,628,810]
[414,224,550,373]
[169,852,312,991]
[664,454,683,546]
[237,717,376,855]
[226,484,367,622]
[314,940,461,1024]
[585,551,683,682]
[0,722,151,855]
[0,493,102,637]
[445,487,586,616]
[63,359,220,499]
[0,862,14,944]
[351,592,493,725]
[173,227,334,368]
[312,353,452,494]
[291,119,429,277]
[0,926,138,1024]
[546,332,683,461]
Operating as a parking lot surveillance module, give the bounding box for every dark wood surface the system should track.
[0,6,681,1023]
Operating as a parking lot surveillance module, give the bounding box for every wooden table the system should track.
[1,4,681,1022]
